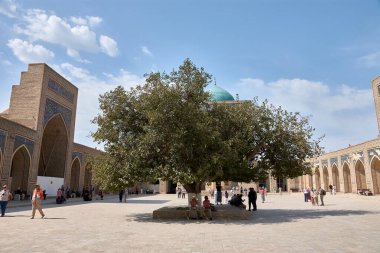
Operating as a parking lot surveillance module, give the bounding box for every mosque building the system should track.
[0,64,101,197]
[175,76,380,195]
[2,64,379,196]
[287,75,380,195]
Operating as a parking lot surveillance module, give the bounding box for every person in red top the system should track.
[202,196,212,220]
[31,184,45,219]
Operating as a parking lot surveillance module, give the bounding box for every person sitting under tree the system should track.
[202,196,212,220]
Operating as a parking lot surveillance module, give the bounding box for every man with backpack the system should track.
[319,187,326,206]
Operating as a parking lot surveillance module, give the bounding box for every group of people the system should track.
[176,187,186,199]
[188,195,213,220]
[0,184,45,219]
[329,184,337,195]
[303,187,326,206]
[187,187,261,220]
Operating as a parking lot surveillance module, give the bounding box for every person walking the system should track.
[224,190,229,204]
[311,189,319,206]
[319,187,326,206]
[177,187,182,198]
[119,189,124,203]
[0,185,12,217]
[303,187,308,202]
[259,187,266,203]
[31,184,45,219]
[307,187,312,202]
[248,188,257,211]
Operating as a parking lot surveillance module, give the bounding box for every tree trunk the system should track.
[183,182,203,207]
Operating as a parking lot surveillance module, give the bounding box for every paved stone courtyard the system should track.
[1,193,380,253]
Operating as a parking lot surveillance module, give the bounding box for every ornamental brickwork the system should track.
[0,64,101,195]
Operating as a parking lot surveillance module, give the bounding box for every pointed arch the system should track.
[84,162,92,188]
[38,114,68,178]
[331,164,340,192]
[370,155,380,194]
[342,162,352,193]
[314,168,321,190]
[10,145,31,193]
[70,157,81,191]
[355,160,367,190]
[322,166,329,189]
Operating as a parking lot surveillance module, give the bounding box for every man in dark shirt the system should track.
[248,188,257,211]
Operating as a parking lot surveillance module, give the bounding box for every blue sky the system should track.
[1,0,380,152]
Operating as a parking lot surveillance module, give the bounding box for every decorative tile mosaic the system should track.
[13,135,34,156]
[72,151,83,164]
[352,151,364,164]
[48,79,74,102]
[321,160,328,168]
[341,154,350,165]
[0,129,6,153]
[330,157,338,167]
[368,147,380,163]
[44,98,72,133]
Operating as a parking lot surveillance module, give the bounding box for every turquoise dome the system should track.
[205,85,235,101]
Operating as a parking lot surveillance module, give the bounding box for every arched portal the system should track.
[323,166,329,188]
[308,174,313,189]
[300,175,305,190]
[370,156,380,194]
[355,160,367,190]
[332,165,340,192]
[38,114,68,178]
[343,163,352,193]
[293,177,300,191]
[276,177,287,191]
[70,158,81,192]
[10,146,30,193]
[314,168,321,190]
[84,163,92,188]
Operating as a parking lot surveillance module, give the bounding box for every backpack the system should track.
[321,189,326,196]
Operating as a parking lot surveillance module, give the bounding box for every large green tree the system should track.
[91,59,322,193]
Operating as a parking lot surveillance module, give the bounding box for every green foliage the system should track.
[91,59,322,192]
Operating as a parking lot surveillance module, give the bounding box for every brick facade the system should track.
[0,64,101,194]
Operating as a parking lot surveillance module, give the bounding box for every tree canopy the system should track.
[91,59,322,192]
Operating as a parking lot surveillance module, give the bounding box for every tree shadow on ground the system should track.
[124,199,171,204]
[125,209,379,225]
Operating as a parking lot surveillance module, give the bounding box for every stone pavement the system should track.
[1,193,380,253]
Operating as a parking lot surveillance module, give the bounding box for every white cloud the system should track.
[100,35,119,57]
[7,38,54,64]
[358,51,380,68]
[16,9,99,52]
[11,8,117,58]
[0,0,18,17]
[70,16,87,26]
[141,46,153,57]
[66,48,90,63]
[233,77,376,152]
[70,16,102,27]
[86,16,102,27]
